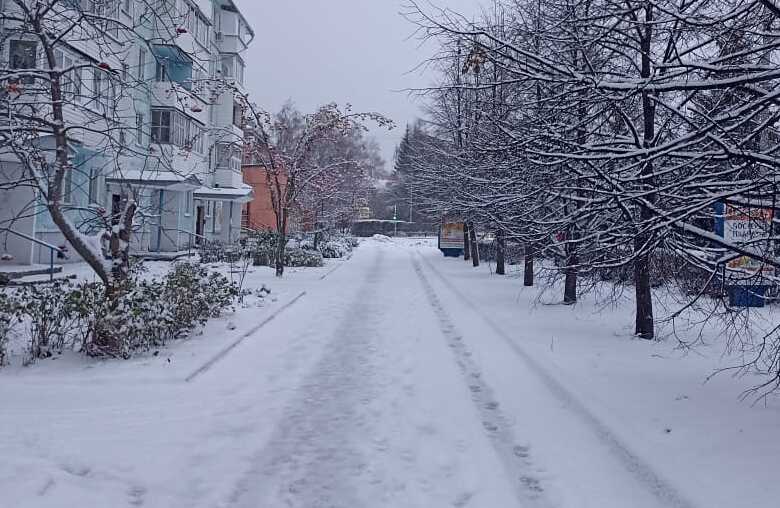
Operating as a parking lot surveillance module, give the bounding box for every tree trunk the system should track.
[524,243,534,287]
[469,222,480,267]
[496,230,505,275]
[634,1,655,339]
[275,232,286,277]
[275,207,289,277]
[109,200,137,284]
[463,222,471,261]
[563,233,577,305]
[634,235,654,339]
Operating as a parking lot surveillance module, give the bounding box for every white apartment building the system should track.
[0,0,254,267]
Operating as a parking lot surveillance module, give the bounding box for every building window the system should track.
[232,101,243,127]
[88,168,101,205]
[150,108,204,151]
[184,1,210,47]
[138,47,146,80]
[136,112,144,145]
[151,109,171,144]
[152,45,193,90]
[89,67,114,115]
[74,66,82,101]
[213,201,223,233]
[220,55,233,78]
[184,191,193,215]
[9,40,37,84]
[216,143,241,171]
[54,48,76,98]
[63,166,73,204]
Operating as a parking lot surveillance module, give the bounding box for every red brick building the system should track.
[241,165,286,231]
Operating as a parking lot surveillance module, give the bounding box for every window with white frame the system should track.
[9,40,37,84]
[54,48,76,98]
[151,108,204,152]
[216,143,240,170]
[151,109,171,144]
[138,47,147,80]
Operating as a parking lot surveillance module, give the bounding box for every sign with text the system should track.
[718,203,775,282]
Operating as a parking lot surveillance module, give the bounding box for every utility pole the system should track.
[393,205,398,237]
[409,182,413,224]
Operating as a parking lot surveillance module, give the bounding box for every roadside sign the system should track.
[716,202,775,283]
[714,202,775,307]
[439,222,465,256]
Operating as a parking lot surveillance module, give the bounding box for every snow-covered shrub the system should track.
[15,281,81,362]
[166,262,238,324]
[0,292,16,366]
[246,229,280,267]
[28,263,240,359]
[298,238,315,251]
[319,240,350,259]
[317,234,358,259]
[284,247,324,267]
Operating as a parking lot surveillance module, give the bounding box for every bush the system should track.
[0,291,15,366]
[318,234,358,259]
[319,240,350,259]
[4,262,240,363]
[14,281,82,362]
[246,229,280,267]
[285,247,324,267]
[106,262,238,353]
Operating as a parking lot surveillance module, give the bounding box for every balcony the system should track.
[215,33,247,54]
[151,45,193,91]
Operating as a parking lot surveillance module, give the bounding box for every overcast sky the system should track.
[234,1,481,174]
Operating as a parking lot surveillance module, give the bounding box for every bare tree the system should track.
[242,101,392,276]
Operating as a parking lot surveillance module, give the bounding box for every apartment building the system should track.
[0,0,254,266]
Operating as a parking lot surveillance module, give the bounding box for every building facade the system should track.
[0,0,255,267]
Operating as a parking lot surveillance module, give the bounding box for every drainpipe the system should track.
[228,201,234,242]
[156,189,164,252]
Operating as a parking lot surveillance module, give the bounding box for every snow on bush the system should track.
[319,240,350,259]
[14,281,82,363]
[0,292,14,366]
[318,234,359,259]
[285,247,324,268]
[1,263,239,363]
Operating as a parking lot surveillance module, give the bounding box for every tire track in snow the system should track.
[417,252,697,508]
[411,256,554,508]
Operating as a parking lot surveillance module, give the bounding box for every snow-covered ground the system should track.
[1,237,779,507]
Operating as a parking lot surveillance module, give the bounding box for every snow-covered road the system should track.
[206,239,689,508]
[2,237,778,507]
